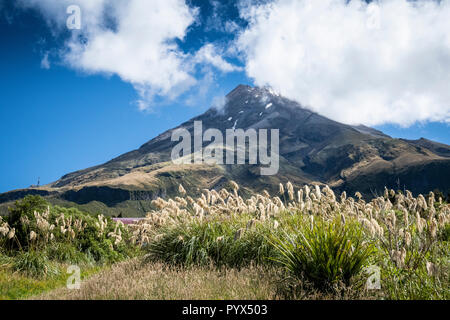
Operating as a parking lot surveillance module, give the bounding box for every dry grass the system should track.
[32,258,280,300]
[30,258,377,300]
[71,162,224,190]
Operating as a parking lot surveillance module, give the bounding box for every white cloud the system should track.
[211,94,228,113]
[224,21,240,33]
[237,0,450,126]
[67,0,197,110]
[194,44,243,73]
[17,0,240,110]
[40,52,50,69]
[18,0,108,31]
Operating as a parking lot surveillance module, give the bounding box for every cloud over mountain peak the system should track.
[236,0,450,126]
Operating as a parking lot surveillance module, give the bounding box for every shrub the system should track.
[45,242,90,264]
[270,216,374,290]
[440,224,450,242]
[52,206,133,263]
[382,263,450,300]
[0,251,12,266]
[146,216,276,267]
[2,196,138,266]
[12,251,58,278]
[7,195,49,249]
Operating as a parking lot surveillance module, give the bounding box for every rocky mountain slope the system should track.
[1,85,449,216]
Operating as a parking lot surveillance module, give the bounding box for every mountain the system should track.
[1,84,449,216]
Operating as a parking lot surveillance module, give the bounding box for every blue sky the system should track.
[0,0,449,193]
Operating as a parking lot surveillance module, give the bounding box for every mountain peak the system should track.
[227,84,253,96]
[1,86,449,217]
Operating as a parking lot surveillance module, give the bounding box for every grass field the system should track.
[1,182,449,300]
[30,258,381,300]
[0,262,102,300]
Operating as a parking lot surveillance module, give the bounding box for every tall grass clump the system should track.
[146,215,276,267]
[270,216,373,290]
[12,251,58,278]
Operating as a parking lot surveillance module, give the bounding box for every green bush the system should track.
[146,216,276,267]
[440,224,450,242]
[270,216,374,290]
[7,195,49,249]
[382,264,450,300]
[12,251,59,278]
[3,196,138,267]
[52,206,133,263]
[0,251,12,266]
[45,242,90,264]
